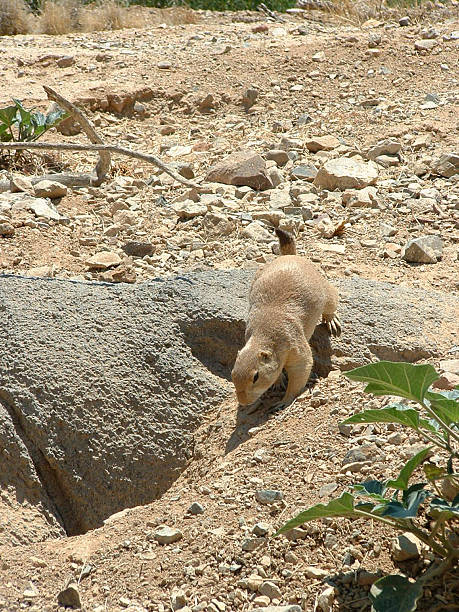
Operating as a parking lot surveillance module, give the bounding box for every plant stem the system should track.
[421,401,459,445]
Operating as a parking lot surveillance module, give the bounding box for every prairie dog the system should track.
[231,228,341,408]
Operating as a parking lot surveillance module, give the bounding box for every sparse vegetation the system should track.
[277,361,458,612]
[0,0,32,35]
[0,99,68,142]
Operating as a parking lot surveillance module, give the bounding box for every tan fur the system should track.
[231,229,341,408]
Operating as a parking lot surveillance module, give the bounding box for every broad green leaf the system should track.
[370,575,423,612]
[425,390,459,426]
[275,492,355,535]
[0,104,18,126]
[423,464,446,482]
[31,111,46,128]
[0,124,13,142]
[343,404,437,434]
[353,480,387,502]
[345,361,439,403]
[387,448,431,490]
[45,108,68,126]
[429,497,459,520]
[381,489,428,519]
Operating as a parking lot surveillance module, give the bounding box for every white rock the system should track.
[314,157,378,190]
[241,221,273,243]
[33,180,68,199]
[153,525,183,544]
[172,200,207,219]
[86,251,122,270]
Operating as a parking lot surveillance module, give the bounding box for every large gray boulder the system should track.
[0,272,457,544]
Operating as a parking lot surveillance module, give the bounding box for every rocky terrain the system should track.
[0,4,458,612]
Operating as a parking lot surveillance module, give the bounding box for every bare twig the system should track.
[43,85,111,186]
[0,141,207,190]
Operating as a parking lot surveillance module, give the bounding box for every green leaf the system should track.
[353,480,387,502]
[45,108,68,126]
[423,464,446,482]
[387,448,431,490]
[370,575,423,612]
[342,404,438,433]
[275,492,355,535]
[345,361,439,403]
[0,104,18,127]
[429,497,459,520]
[425,390,459,426]
[0,124,13,142]
[381,488,428,519]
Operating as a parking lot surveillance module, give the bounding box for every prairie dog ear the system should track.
[259,349,272,362]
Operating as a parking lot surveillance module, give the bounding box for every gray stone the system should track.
[171,589,187,610]
[291,164,318,181]
[391,533,422,561]
[415,39,437,51]
[1,274,457,544]
[314,157,378,190]
[252,522,270,536]
[206,150,273,191]
[241,537,265,551]
[154,525,183,544]
[188,502,205,515]
[399,16,410,26]
[255,490,284,504]
[403,235,443,264]
[431,152,459,178]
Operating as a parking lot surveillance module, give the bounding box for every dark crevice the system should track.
[0,390,85,536]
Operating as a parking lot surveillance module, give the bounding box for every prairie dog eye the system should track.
[253,372,259,383]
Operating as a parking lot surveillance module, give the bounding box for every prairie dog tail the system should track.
[275,228,296,255]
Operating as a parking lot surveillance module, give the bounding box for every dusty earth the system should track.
[0,3,458,612]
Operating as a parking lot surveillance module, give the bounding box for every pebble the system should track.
[22,582,39,600]
[206,150,273,191]
[252,607,301,612]
[255,489,284,504]
[241,537,265,551]
[153,525,183,544]
[265,149,289,166]
[317,586,335,612]
[431,152,459,178]
[414,39,437,51]
[0,222,14,236]
[291,164,318,181]
[241,221,273,243]
[171,589,187,610]
[304,566,329,579]
[259,581,282,600]
[305,135,340,152]
[172,201,207,219]
[121,241,155,257]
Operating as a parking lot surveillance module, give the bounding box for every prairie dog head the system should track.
[231,342,281,406]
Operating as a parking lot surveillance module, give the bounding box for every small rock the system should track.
[158,60,172,69]
[203,211,234,236]
[251,607,301,612]
[171,589,187,610]
[391,533,422,561]
[188,502,205,515]
[374,154,400,168]
[241,222,273,243]
[242,87,258,112]
[402,235,443,264]
[252,522,271,536]
[10,175,33,193]
[317,586,335,612]
[265,149,289,166]
[319,482,339,497]
[304,566,329,579]
[399,16,410,26]
[255,489,283,504]
[86,251,122,270]
[433,372,459,391]
[305,135,340,153]
[23,582,39,600]
[291,164,318,182]
[121,241,155,257]
[99,264,136,284]
[253,595,271,608]
[259,581,282,600]
[241,537,265,551]
[412,134,431,150]
[56,55,75,68]
[33,180,67,199]
[30,556,47,568]
[206,150,273,191]
[57,583,81,608]
[27,197,61,221]
[357,570,380,586]
[415,39,437,51]
[367,139,401,160]
[25,265,53,277]
[0,222,14,236]
[172,200,207,219]
[154,525,183,545]
[314,157,378,190]
[439,359,459,376]
[284,551,299,564]
[431,152,459,178]
[342,447,367,465]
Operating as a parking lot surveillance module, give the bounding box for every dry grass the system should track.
[0,0,198,37]
[0,0,33,35]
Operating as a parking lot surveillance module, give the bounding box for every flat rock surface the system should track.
[1,272,457,543]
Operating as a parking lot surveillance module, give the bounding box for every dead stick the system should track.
[44,85,111,186]
[1,142,207,191]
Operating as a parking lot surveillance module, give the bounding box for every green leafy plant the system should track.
[276,361,459,612]
[0,99,68,143]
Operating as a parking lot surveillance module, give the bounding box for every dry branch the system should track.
[44,85,111,186]
[0,141,206,190]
